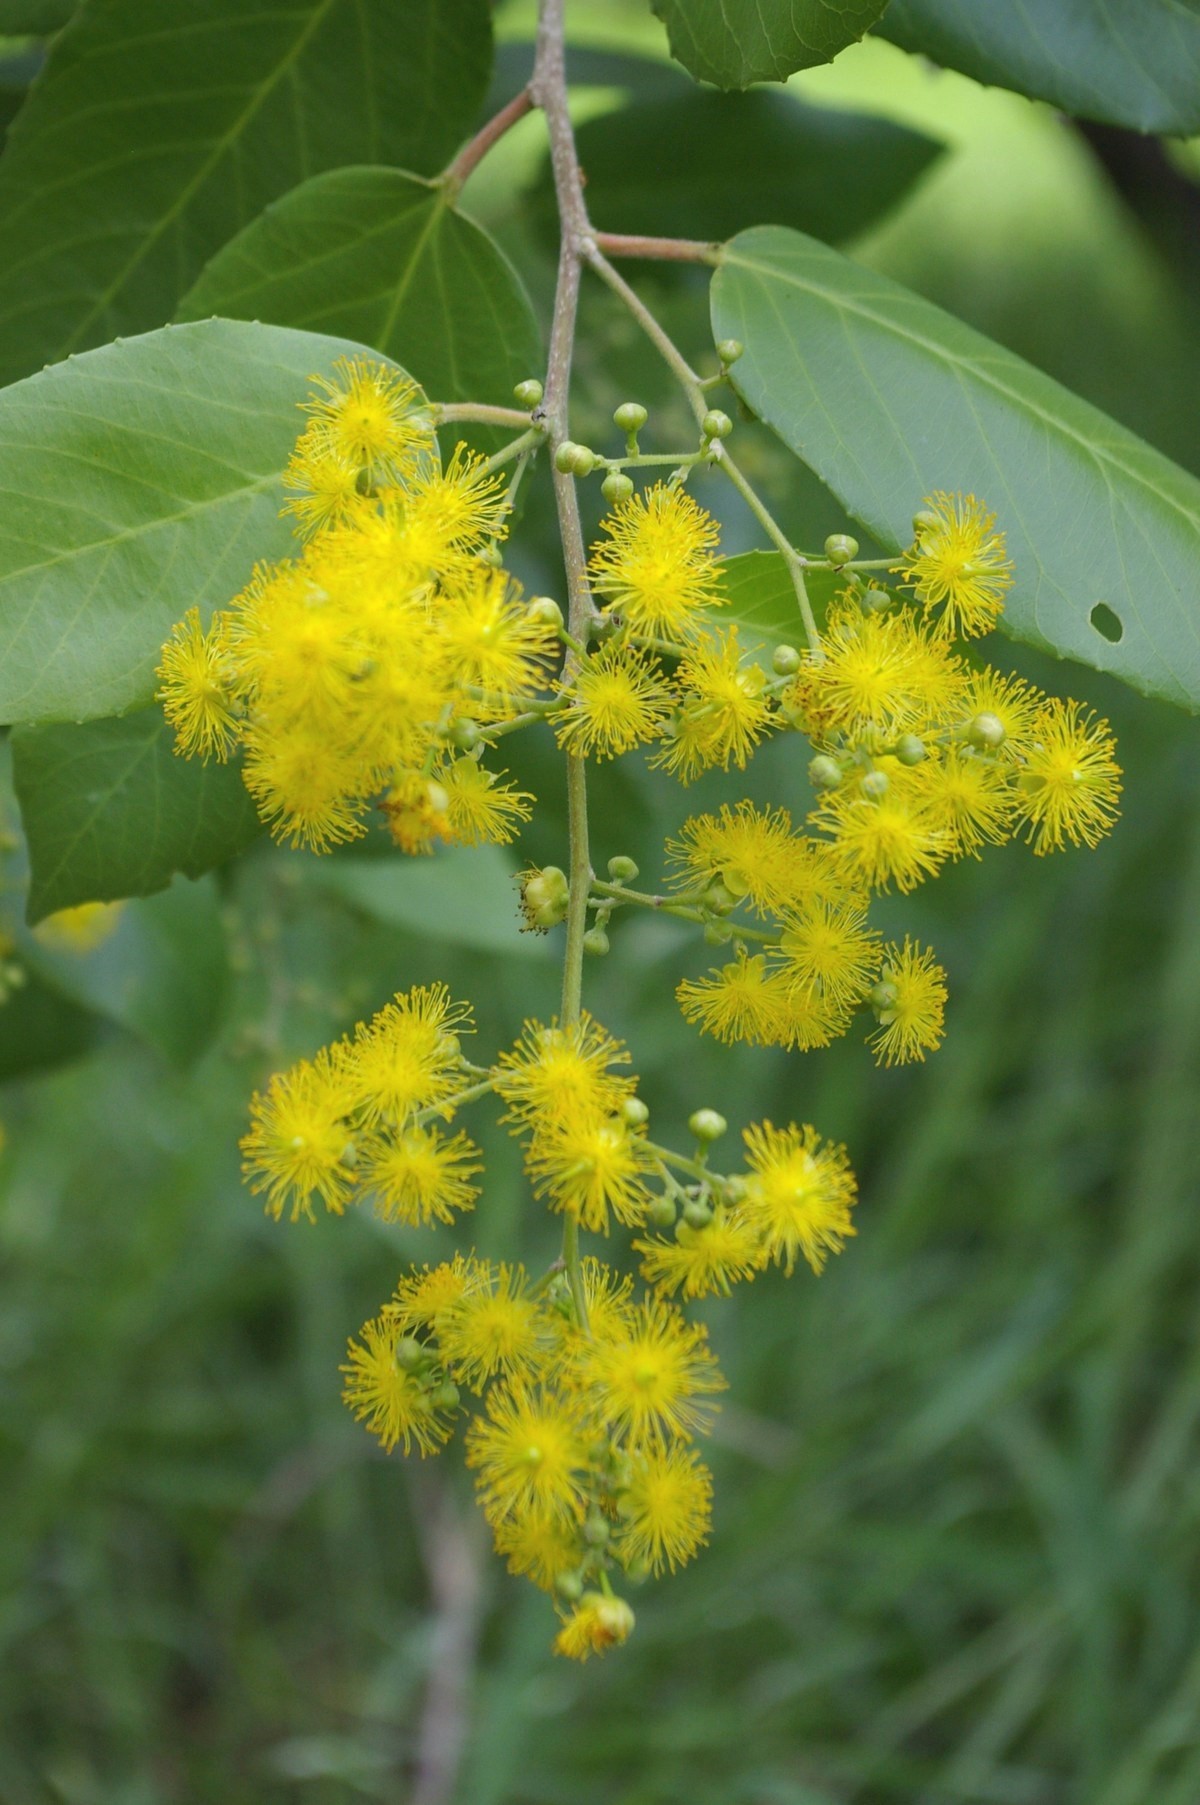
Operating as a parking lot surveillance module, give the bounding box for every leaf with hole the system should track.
[0,0,492,386]
[12,709,264,923]
[178,168,541,428]
[711,228,1200,711]
[650,0,890,87]
[540,91,942,247]
[879,0,1200,135]
[0,317,409,726]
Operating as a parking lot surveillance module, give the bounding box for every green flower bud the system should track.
[519,865,570,932]
[722,1175,748,1204]
[607,854,640,882]
[703,918,733,946]
[771,643,802,675]
[601,470,635,506]
[968,710,1006,749]
[808,754,844,792]
[824,533,859,566]
[513,378,544,408]
[451,717,481,751]
[704,881,737,916]
[682,1198,714,1231]
[716,337,744,365]
[613,401,648,433]
[430,1381,460,1411]
[622,1095,650,1128]
[648,1193,677,1230]
[395,1336,427,1372]
[688,1108,727,1143]
[583,925,610,956]
[583,1510,610,1548]
[554,440,580,473]
[526,595,565,630]
[702,409,733,440]
[555,1569,585,1602]
[894,733,926,767]
[567,443,597,477]
[860,769,890,799]
[870,979,898,1016]
[863,586,892,613]
[912,508,939,536]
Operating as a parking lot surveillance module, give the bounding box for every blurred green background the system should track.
[4,5,1200,1801]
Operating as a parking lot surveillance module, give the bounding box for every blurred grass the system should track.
[5,12,1200,1804]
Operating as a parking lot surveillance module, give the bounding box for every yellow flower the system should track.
[493,1507,584,1591]
[526,1112,654,1234]
[282,431,367,537]
[303,355,433,483]
[241,1047,357,1221]
[34,900,125,954]
[921,747,1015,857]
[340,1314,455,1455]
[380,771,452,854]
[739,1120,857,1275]
[466,1383,590,1525]
[635,1205,760,1300]
[677,950,835,1050]
[492,1015,633,1132]
[554,1592,635,1661]
[156,608,238,758]
[958,667,1042,758]
[653,627,772,777]
[242,727,369,852]
[589,483,722,639]
[442,757,533,845]
[1014,698,1121,853]
[401,443,510,554]
[897,492,1013,638]
[388,1255,485,1334]
[615,1445,712,1574]
[814,772,950,894]
[361,1125,481,1226]
[439,1263,546,1391]
[788,601,966,739]
[668,801,797,915]
[347,984,472,1127]
[437,565,557,708]
[572,1296,724,1448]
[777,897,881,1011]
[869,938,948,1066]
[555,641,672,760]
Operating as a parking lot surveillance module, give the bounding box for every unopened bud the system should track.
[716,337,744,365]
[824,533,859,566]
[583,1510,610,1548]
[451,717,481,751]
[894,733,926,766]
[601,470,634,505]
[513,378,544,408]
[526,595,564,630]
[430,1381,460,1412]
[613,401,648,434]
[554,440,580,473]
[704,881,737,915]
[682,1199,714,1231]
[688,1108,727,1143]
[771,643,802,675]
[860,769,890,799]
[395,1337,426,1372]
[863,586,892,613]
[648,1194,677,1229]
[968,710,1006,749]
[567,443,597,477]
[912,508,939,536]
[870,979,898,1016]
[621,1095,650,1128]
[704,918,733,946]
[555,1569,585,1602]
[607,854,639,882]
[808,754,843,792]
[583,925,610,956]
[702,409,732,440]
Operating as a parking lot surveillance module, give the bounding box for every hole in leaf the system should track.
[1090,602,1123,644]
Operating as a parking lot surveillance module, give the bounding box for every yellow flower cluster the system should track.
[157,358,546,853]
[241,992,857,1654]
[177,361,1123,1668]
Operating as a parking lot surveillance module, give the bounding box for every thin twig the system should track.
[592,230,721,265]
[409,1471,488,1805]
[440,87,535,197]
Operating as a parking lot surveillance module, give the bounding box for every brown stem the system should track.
[409,1471,487,1805]
[440,87,535,197]
[592,230,721,265]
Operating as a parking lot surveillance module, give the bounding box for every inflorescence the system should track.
[157,357,1121,1658]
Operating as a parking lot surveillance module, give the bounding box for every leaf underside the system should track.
[651,0,890,86]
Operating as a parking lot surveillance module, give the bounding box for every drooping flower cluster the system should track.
[163,360,1122,1663]
[241,991,857,1653]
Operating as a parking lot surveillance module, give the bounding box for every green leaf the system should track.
[717,551,844,657]
[21,876,229,1066]
[177,168,541,418]
[546,92,941,246]
[0,972,103,1084]
[12,709,263,923]
[0,0,74,30]
[878,0,1200,135]
[0,317,403,726]
[309,847,552,960]
[650,0,890,87]
[711,228,1200,712]
[0,0,492,386]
